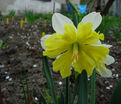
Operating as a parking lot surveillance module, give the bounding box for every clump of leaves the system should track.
[8,10,15,17]
[97,16,121,35]
[23,10,52,24]
[39,13,52,20]
[0,40,8,49]
[23,10,40,24]
[112,27,121,40]
[0,11,2,21]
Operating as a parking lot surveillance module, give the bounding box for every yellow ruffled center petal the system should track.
[42,20,111,78]
[72,42,79,62]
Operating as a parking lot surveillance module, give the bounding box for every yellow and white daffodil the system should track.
[41,12,115,78]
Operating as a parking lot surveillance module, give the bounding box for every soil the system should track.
[0,18,121,104]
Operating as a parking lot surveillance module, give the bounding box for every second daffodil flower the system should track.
[41,12,115,78]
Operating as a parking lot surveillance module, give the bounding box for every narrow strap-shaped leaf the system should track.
[67,0,80,16]
[38,89,47,104]
[71,74,80,104]
[110,78,121,104]
[60,91,64,104]
[24,70,30,104]
[72,12,78,27]
[20,76,27,104]
[42,56,57,104]
[58,84,64,104]
[23,82,27,104]
[78,70,88,104]
[58,91,64,104]
[91,69,96,104]
[67,1,79,27]
[0,81,3,104]
[65,77,71,104]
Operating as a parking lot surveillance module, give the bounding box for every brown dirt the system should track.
[0,18,121,104]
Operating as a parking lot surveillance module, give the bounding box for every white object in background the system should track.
[5,0,61,15]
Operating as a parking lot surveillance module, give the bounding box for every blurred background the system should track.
[0,0,121,104]
[0,0,121,17]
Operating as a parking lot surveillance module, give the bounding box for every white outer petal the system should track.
[40,35,51,50]
[92,40,112,48]
[52,13,74,34]
[91,44,112,48]
[101,44,112,48]
[92,44,112,48]
[81,12,102,30]
[97,68,112,78]
[103,55,115,65]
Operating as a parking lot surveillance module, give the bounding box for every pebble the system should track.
[112,74,116,77]
[116,74,119,78]
[109,85,113,88]
[35,97,38,101]
[106,86,110,90]
[9,36,13,39]
[5,72,8,74]
[112,68,115,71]
[33,64,38,68]
[0,64,5,68]
[9,78,12,81]
[58,81,62,85]
[5,76,10,80]
[88,76,90,81]
[113,73,119,79]
[26,41,30,46]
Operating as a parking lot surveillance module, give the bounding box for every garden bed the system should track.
[0,18,121,104]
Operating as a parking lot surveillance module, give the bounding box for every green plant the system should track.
[25,10,42,23]
[112,27,121,40]
[39,13,52,20]
[23,10,52,24]
[0,81,2,104]
[21,1,120,104]
[8,10,15,17]
[97,16,121,35]
[0,11,2,17]
[110,78,121,104]
[0,11,2,22]
[0,40,8,49]
[41,56,96,104]
[23,10,38,24]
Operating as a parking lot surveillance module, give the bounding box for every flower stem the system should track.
[65,77,70,104]
[91,69,96,104]
[78,70,88,104]
[67,0,80,16]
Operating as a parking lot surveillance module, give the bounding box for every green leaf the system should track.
[42,56,57,104]
[60,91,64,104]
[24,70,30,104]
[110,78,121,104]
[71,74,80,104]
[38,89,47,104]
[58,84,64,104]
[72,12,78,27]
[44,87,52,103]
[78,70,88,104]
[0,40,3,47]
[67,1,79,27]
[2,43,8,48]
[57,91,64,104]
[91,69,96,104]
[19,69,27,104]
[65,77,71,104]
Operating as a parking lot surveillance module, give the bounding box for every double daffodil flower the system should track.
[41,12,115,78]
